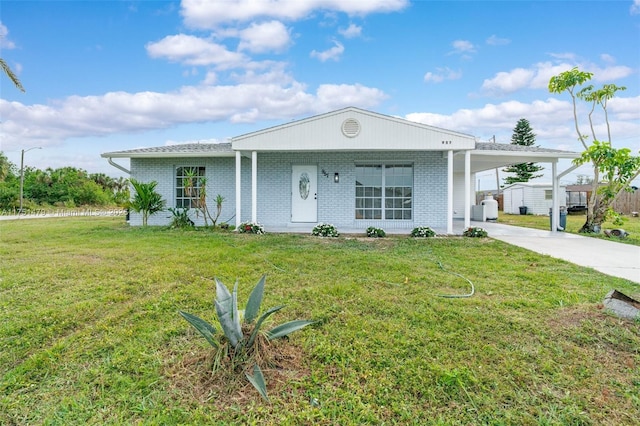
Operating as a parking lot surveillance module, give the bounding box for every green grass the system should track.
[1,217,639,425]
[498,213,640,246]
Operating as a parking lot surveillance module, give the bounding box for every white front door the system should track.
[291,165,317,222]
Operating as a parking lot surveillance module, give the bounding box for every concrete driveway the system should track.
[469,221,640,284]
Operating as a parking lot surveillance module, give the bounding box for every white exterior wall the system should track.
[233,108,475,152]
[129,157,244,226]
[129,151,449,230]
[256,151,448,230]
[452,171,467,218]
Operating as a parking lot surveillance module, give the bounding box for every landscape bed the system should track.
[1,217,638,425]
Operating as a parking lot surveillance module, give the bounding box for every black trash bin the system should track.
[519,206,528,215]
[549,207,567,231]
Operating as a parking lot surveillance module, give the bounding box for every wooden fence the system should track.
[612,190,640,214]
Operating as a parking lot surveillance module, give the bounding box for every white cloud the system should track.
[486,35,510,46]
[481,68,537,95]
[315,83,387,110]
[146,34,249,68]
[631,0,640,15]
[339,23,363,38]
[405,96,640,153]
[238,20,291,53]
[0,22,16,49]
[451,40,475,54]
[310,40,344,62]
[481,60,636,96]
[600,53,615,64]
[0,80,387,150]
[180,0,408,28]
[609,95,640,121]
[424,67,462,83]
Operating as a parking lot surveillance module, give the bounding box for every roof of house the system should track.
[474,142,572,154]
[102,142,234,158]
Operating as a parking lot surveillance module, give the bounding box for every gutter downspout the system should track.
[106,157,131,174]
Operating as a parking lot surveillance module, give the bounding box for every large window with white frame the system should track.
[355,164,413,220]
[175,166,205,208]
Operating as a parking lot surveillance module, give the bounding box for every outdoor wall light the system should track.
[334,172,339,183]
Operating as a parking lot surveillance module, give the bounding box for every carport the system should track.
[452,142,581,232]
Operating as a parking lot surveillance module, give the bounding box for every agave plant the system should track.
[179,275,314,401]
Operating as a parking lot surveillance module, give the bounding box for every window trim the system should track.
[175,165,206,209]
[355,163,413,221]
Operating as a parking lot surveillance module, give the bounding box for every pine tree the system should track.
[503,118,544,184]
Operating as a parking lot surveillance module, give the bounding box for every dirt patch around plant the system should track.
[164,336,310,407]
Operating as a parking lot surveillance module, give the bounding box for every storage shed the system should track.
[503,182,567,215]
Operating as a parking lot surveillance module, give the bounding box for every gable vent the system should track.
[341,118,361,138]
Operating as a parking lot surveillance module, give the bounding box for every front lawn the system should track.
[498,213,640,246]
[1,217,638,424]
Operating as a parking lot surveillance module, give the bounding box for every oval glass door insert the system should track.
[299,172,310,200]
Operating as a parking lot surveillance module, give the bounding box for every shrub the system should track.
[167,207,194,229]
[238,221,265,234]
[463,227,488,238]
[312,223,339,237]
[366,226,386,238]
[411,226,436,238]
[179,275,315,401]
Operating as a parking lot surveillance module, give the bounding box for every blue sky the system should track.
[1,0,639,188]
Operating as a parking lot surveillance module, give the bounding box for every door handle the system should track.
[314,193,317,200]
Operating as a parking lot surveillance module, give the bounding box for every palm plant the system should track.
[128,179,165,226]
[1,58,25,92]
[179,275,315,401]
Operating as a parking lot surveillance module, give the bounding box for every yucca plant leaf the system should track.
[232,280,242,339]
[215,277,232,310]
[245,364,269,402]
[244,274,266,324]
[266,320,315,341]
[215,299,241,348]
[178,311,219,349]
[247,305,284,348]
[214,278,242,348]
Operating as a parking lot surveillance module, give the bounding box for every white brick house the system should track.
[102,107,580,233]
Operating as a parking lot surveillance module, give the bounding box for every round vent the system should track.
[341,118,361,138]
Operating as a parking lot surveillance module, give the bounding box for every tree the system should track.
[502,118,544,185]
[1,58,25,92]
[549,67,640,232]
[128,179,166,226]
[0,152,16,182]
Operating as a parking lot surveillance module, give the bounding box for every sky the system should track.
[1,0,639,189]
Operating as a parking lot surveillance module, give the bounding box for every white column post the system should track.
[235,151,241,228]
[251,151,257,223]
[447,150,454,234]
[464,149,471,229]
[551,161,559,232]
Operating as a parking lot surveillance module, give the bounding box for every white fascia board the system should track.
[100,152,236,159]
[471,150,580,160]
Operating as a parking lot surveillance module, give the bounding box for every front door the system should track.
[291,165,317,222]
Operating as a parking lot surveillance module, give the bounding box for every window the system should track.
[176,166,205,208]
[355,164,413,220]
[544,190,552,200]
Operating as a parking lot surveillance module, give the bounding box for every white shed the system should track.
[502,182,567,215]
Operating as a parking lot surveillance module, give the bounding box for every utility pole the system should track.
[492,135,500,195]
[19,147,42,213]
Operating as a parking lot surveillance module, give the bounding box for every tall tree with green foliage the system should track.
[1,58,25,92]
[549,67,640,233]
[502,118,544,185]
[128,179,166,226]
